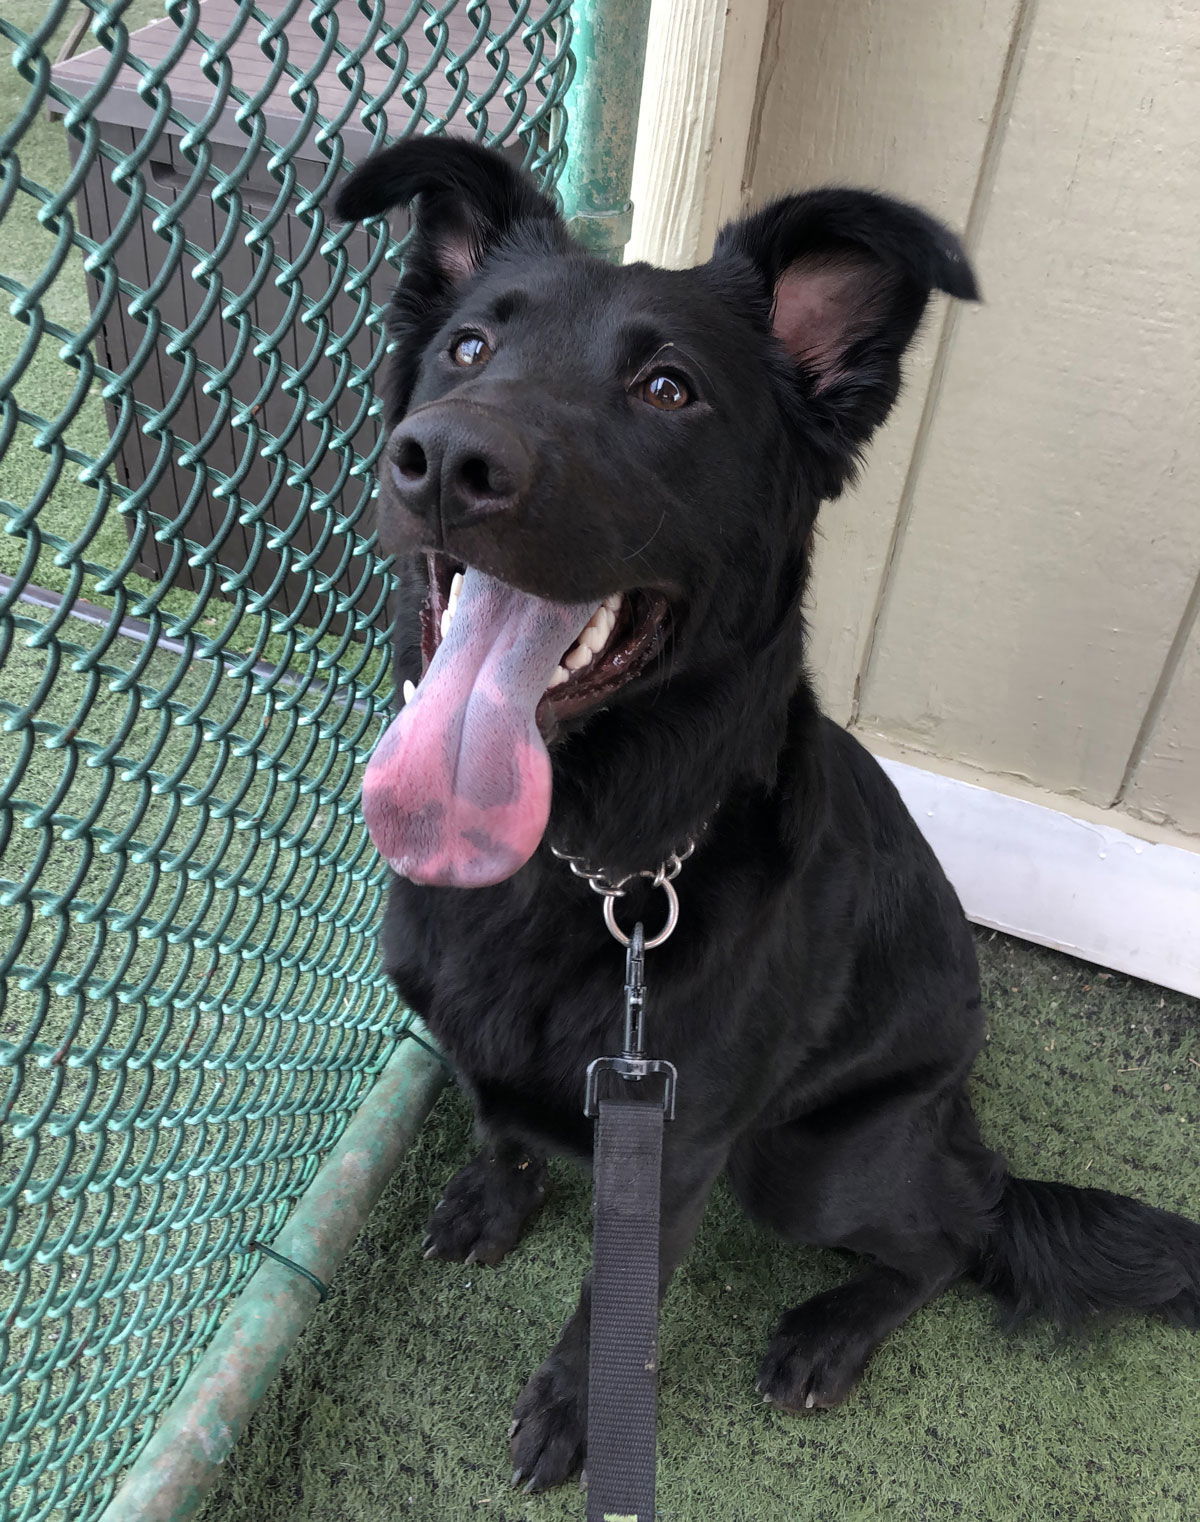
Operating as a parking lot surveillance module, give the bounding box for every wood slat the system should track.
[746,0,1025,723]
[1125,604,1200,835]
[857,0,1200,806]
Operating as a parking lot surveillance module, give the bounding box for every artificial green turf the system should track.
[198,933,1199,1522]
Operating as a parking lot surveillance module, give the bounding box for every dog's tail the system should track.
[973,1176,1200,1327]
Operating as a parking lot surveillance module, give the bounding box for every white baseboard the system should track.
[876,754,1200,998]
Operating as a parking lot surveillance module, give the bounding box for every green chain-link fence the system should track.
[0,3,578,1518]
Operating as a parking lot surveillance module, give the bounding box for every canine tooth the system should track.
[402,679,416,705]
[564,644,592,671]
[586,608,613,638]
[581,624,607,654]
[440,607,452,640]
[547,665,569,689]
[448,571,463,616]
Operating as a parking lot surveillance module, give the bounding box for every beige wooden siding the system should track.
[745,0,1200,839]
[1125,606,1200,835]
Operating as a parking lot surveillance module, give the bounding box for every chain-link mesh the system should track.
[0,4,572,1518]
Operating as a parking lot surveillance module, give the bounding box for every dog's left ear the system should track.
[714,189,978,460]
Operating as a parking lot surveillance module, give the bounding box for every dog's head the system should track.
[335,138,977,888]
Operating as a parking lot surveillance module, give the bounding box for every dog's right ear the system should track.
[335,136,567,300]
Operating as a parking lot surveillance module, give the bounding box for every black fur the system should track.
[335,138,1200,1492]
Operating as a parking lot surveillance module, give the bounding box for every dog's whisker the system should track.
[619,508,666,564]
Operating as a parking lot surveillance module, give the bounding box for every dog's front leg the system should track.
[508,1136,726,1494]
[422,1135,549,1266]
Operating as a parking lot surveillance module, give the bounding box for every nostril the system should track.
[394,438,427,482]
[459,454,503,499]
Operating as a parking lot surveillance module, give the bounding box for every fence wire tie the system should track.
[248,1239,331,1303]
[401,1025,455,1072]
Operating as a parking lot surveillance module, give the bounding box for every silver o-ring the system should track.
[602,874,679,949]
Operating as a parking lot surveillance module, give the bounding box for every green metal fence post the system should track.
[559,0,653,260]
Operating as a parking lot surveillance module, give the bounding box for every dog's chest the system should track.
[385,877,624,1102]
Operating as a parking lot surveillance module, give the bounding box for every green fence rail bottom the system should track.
[97,1029,446,1522]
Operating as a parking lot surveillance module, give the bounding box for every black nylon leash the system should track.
[583,920,678,1522]
[587,1093,664,1522]
[551,837,701,1521]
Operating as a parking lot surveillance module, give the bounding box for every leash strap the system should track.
[587,1095,664,1522]
[583,918,678,1522]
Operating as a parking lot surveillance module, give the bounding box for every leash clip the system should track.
[584,1055,678,1121]
[583,923,678,1120]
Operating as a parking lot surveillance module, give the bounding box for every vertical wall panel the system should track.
[747,0,1023,720]
[1126,603,1200,835]
[857,0,1200,805]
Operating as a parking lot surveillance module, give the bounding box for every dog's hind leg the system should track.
[732,1085,1003,1410]
[422,1136,549,1266]
[756,1253,962,1409]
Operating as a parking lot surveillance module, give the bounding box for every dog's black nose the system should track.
[386,404,532,531]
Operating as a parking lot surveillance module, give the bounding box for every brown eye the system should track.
[451,334,492,367]
[640,371,690,410]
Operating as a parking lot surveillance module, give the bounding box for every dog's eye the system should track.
[639,372,690,410]
[451,334,493,368]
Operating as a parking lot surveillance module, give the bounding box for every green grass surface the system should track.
[199,933,1200,1522]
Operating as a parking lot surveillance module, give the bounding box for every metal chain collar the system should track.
[549,837,699,949]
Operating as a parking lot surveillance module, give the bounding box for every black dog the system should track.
[334,138,1200,1493]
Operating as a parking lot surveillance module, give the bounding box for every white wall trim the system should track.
[625,0,770,268]
[878,755,1200,998]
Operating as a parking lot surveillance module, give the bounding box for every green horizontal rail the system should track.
[96,1030,447,1522]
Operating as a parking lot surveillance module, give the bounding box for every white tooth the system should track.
[449,570,464,602]
[402,679,416,704]
[564,644,592,671]
[581,624,607,653]
[604,593,622,615]
[440,607,452,640]
[547,665,569,689]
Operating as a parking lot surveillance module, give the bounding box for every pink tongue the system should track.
[362,569,598,887]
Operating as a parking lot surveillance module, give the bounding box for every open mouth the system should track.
[416,553,671,725]
[360,556,673,890]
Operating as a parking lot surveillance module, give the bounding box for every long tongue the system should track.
[362,569,597,887]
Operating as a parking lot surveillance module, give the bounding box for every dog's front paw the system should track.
[508,1353,586,1493]
[421,1149,547,1266]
